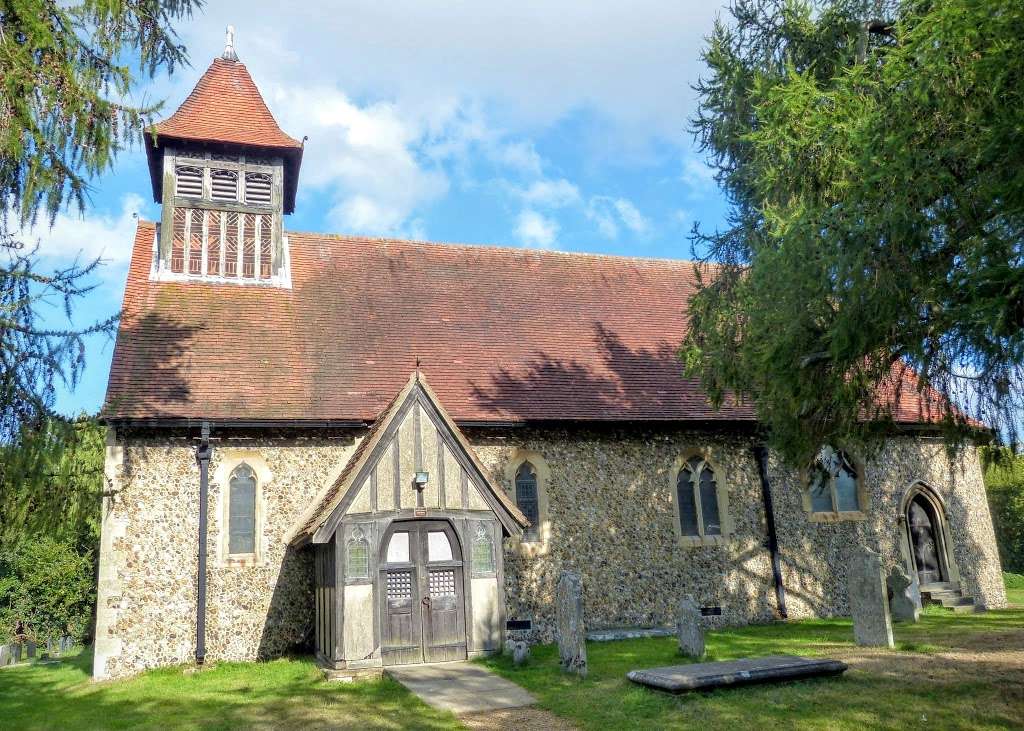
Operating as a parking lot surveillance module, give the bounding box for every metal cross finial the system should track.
[222,25,238,61]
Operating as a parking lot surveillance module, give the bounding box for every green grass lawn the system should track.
[483,604,1024,730]
[0,650,460,730]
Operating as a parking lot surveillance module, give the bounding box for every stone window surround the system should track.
[671,449,732,548]
[503,450,551,556]
[897,480,961,587]
[800,447,869,523]
[213,450,273,568]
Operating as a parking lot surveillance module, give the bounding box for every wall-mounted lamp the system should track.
[414,471,430,489]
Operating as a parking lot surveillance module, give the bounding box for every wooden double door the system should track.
[380,520,467,665]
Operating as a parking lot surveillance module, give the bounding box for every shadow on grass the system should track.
[481,610,1024,731]
[0,649,460,731]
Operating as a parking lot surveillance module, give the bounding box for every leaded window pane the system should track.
[834,454,860,511]
[809,467,834,512]
[259,214,272,278]
[515,462,539,540]
[346,540,369,578]
[224,212,239,277]
[698,464,721,535]
[677,467,699,536]
[472,526,495,574]
[228,465,256,554]
[241,213,257,279]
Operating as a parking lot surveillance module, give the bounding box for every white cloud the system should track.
[516,209,559,248]
[586,196,650,238]
[12,194,149,269]
[519,178,581,208]
[269,85,450,235]
[681,156,718,195]
[612,198,650,235]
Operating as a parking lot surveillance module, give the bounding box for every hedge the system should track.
[982,447,1024,575]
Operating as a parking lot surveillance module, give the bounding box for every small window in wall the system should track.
[346,527,369,579]
[228,464,257,554]
[175,165,203,198]
[471,524,495,574]
[676,456,722,539]
[515,462,540,541]
[210,169,238,202]
[386,531,410,563]
[808,446,862,515]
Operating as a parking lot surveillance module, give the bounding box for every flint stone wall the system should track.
[95,425,1004,679]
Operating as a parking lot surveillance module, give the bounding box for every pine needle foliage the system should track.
[0,1,197,544]
[684,0,1024,465]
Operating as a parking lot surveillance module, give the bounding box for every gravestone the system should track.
[847,546,894,647]
[887,566,921,622]
[26,641,36,659]
[46,637,56,656]
[12,643,22,663]
[60,636,73,653]
[676,596,705,658]
[0,644,11,667]
[512,641,530,666]
[556,571,587,676]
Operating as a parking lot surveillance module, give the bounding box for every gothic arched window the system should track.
[676,456,722,538]
[515,461,540,541]
[228,464,257,554]
[808,446,862,514]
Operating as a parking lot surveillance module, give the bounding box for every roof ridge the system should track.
[285,228,721,268]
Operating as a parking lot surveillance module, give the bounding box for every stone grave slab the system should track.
[627,654,848,693]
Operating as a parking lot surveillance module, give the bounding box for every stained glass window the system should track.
[515,462,539,541]
[228,464,256,554]
[472,525,495,574]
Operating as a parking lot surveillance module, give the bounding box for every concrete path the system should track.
[385,661,536,714]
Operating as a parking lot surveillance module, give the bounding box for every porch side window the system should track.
[471,524,495,574]
[515,462,539,541]
[346,528,369,579]
[228,464,257,554]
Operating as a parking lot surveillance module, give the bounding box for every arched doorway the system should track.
[379,520,467,665]
[901,484,956,588]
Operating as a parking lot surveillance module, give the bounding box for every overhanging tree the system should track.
[683,0,1024,465]
[0,1,198,545]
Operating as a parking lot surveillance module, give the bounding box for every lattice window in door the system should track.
[429,569,456,598]
[386,571,413,600]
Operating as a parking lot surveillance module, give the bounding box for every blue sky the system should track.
[24,2,733,416]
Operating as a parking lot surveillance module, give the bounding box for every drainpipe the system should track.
[752,445,788,619]
[195,421,212,665]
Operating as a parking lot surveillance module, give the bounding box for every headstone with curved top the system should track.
[556,571,587,676]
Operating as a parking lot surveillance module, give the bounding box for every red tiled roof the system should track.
[103,221,958,426]
[152,58,301,150]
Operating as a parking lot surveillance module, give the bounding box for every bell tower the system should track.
[145,27,304,286]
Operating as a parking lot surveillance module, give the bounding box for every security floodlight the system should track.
[414,471,430,488]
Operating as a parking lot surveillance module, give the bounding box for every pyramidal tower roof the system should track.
[145,27,304,212]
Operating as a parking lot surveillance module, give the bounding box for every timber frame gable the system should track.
[289,372,528,548]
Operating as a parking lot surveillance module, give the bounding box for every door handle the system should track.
[421,596,431,607]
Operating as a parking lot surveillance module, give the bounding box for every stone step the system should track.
[939,596,975,608]
[920,582,960,593]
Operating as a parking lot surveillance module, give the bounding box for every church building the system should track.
[94,36,1006,680]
